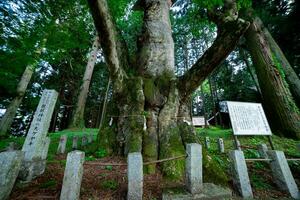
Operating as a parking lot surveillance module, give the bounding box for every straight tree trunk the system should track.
[245,17,300,138]
[0,65,34,137]
[258,18,300,107]
[98,78,111,130]
[70,37,100,128]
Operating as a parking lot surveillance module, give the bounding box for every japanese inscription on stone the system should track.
[22,90,58,161]
[227,101,271,135]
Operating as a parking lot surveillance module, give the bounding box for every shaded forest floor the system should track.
[1,127,300,199]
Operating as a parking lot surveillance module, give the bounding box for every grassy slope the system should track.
[1,127,299,198]
[0,129,98,161]
[197,126,300,192]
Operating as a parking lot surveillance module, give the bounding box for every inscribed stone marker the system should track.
[127,152,143,200]
[0,151,24,200]
[268,150,300,199]
[185,143,203,194]
[60,151,85,200]
[57,135,67,154]
[19,89,58,181]
[229,150,253,198]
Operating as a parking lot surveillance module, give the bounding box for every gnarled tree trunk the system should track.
[88,0,249,180]
[0,65,34,137]
[70,37,100,128]
[245,17,300,139]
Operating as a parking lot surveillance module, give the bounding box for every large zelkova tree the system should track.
[87,0,249,179]
[243,10,300,139]
[69,37,100,128]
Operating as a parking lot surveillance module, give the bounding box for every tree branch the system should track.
[178,1,249,100]
[87,0,128,91]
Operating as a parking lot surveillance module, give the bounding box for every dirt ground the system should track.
[9,155,298,200]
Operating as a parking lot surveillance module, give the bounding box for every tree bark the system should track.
[70,37,100,128]
[257,17,300,107]
[88,0,249,180]
[245,17,300,138]
[0,65,34,137]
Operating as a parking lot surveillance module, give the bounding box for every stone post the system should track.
[72,136,78,150]
[186,143,202,194]
[205,137,210,149]
[127,152,143,200]
[229,150,253,198]
[60,151,85,200]
[257,144,269,159]
[218,138,225,153]
[81,135,88,147]
[57,135,67,154]
[88,134,93,144]
[267,150,300,199]
[0,151,24,200]
[19,89,58,181]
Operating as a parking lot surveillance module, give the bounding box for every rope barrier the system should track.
[245,158,300,162]
[84,154,187,166]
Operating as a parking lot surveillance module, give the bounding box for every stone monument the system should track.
[19,89,58,181]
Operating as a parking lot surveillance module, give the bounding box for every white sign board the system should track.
[192,117,209,126]
[227,101,272,135]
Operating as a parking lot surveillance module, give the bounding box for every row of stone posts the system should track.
[204,136,225,153]
[230,144,300,199]
[0,90,58,199]
[56,134,94,154]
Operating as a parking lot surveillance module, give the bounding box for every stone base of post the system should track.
[268,150,299,199]
[229,150,253,198]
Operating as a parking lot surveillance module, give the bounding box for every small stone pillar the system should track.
[267,150,300,199]
[81,135,88,147]
[218,138,225,153]
[127,152,143,200]
[88,135,93,144]
[60,151,85,200]
[72,136,78,150]
[186,143,202,194]
[229,150,253,198]
[205,137,210,149]
[0,151,24,200]
[57,135,67,154]
[257,144,269,159]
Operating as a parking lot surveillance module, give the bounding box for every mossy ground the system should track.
[1,127,300,199]
[197,126,300,196]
